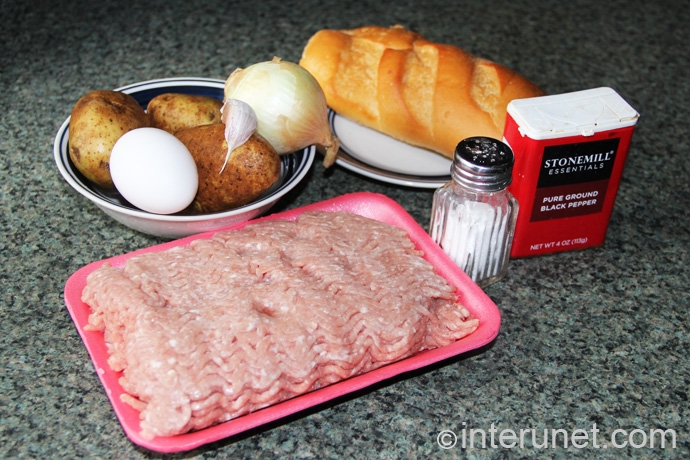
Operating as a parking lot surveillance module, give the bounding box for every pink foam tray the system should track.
[63,192,502,453]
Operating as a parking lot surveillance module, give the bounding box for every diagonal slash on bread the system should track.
[300,25,545,159]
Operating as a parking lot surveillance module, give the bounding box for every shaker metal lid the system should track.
[453,137,514,191]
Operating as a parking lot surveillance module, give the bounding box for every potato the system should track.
[69,90,149,189]
[147,93,223,135]
[176,124,281,214]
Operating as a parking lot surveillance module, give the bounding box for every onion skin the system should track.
[224,57,340,167]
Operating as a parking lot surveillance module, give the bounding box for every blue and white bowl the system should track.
[54,78,315,239]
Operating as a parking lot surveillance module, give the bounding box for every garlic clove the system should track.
[219,98,258,173]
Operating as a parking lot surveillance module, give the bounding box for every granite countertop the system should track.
[1,0,688,458]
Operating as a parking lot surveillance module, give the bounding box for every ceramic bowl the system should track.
[54,77,315,239]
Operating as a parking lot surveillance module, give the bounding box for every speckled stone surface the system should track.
[1,0,688,458]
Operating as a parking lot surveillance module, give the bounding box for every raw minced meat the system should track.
[82,211,478,438]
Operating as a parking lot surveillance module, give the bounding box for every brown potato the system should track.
[176,124,281,214]
[147,93,223,135]
[69,90,149,189]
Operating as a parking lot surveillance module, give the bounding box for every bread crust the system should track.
[300,25,545,159]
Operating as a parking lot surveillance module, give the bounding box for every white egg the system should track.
[110,128,198,215]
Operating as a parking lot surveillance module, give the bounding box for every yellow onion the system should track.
[224,57,340,167]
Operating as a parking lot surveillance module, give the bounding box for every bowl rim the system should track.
[53,77,316,223]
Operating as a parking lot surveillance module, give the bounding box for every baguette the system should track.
[299,25,545,160]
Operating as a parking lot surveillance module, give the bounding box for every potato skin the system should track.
[69,90,149,189]
[147,93,223,135]
[176,124,281,214]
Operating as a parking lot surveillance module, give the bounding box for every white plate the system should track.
[329,110,452,189]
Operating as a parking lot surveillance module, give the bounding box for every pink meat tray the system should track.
[63,192,502,453]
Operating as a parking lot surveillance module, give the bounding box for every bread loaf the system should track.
[299,25,545,159]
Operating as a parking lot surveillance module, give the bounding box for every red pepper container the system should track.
[503,87,639,258]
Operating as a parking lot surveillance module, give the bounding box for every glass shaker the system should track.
[429,137,519,287]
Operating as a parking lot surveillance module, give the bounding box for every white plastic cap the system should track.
[507,87,639,140]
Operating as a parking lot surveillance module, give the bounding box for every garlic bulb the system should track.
[224,57,340,167]
[219,98,257,173]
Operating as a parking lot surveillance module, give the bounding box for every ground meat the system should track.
[82,211,478,438]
